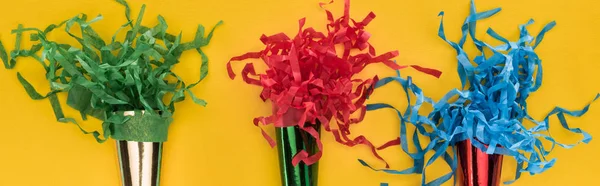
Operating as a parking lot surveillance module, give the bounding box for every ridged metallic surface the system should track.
[457,139,503,186]
[276,124,320,186]
[117,141,163,186]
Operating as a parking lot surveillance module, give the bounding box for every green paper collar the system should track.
[110,110,173,142]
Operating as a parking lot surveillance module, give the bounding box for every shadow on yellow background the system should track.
[1,0,599,185]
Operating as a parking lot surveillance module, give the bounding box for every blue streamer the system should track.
[361,0,598,185]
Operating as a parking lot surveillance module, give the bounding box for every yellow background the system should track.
[1,0,599,185]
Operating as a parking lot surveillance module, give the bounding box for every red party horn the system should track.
[456,139,503,186]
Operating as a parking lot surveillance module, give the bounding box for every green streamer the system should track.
[0,0,222,143]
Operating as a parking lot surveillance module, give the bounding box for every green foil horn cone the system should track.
[276,122,320,186]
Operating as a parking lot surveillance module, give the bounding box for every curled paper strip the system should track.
[361,0,598,185]
[0,0,221,142]
[227,0,441,166]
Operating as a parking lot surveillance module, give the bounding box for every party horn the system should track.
[115,111,166,186]
[117,141,163,186]
[456,139,503,186]
[276,123,321,186]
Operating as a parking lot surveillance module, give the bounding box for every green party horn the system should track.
[0,0,221,185]
[276,123,320,186]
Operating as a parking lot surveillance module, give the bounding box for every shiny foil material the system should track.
[457,140,503,186]
[276,123,320,186]
[117,141,163,186]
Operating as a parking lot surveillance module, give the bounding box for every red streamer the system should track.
[227,0,441,167]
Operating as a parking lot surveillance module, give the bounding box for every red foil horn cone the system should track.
[456,139,503,186]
